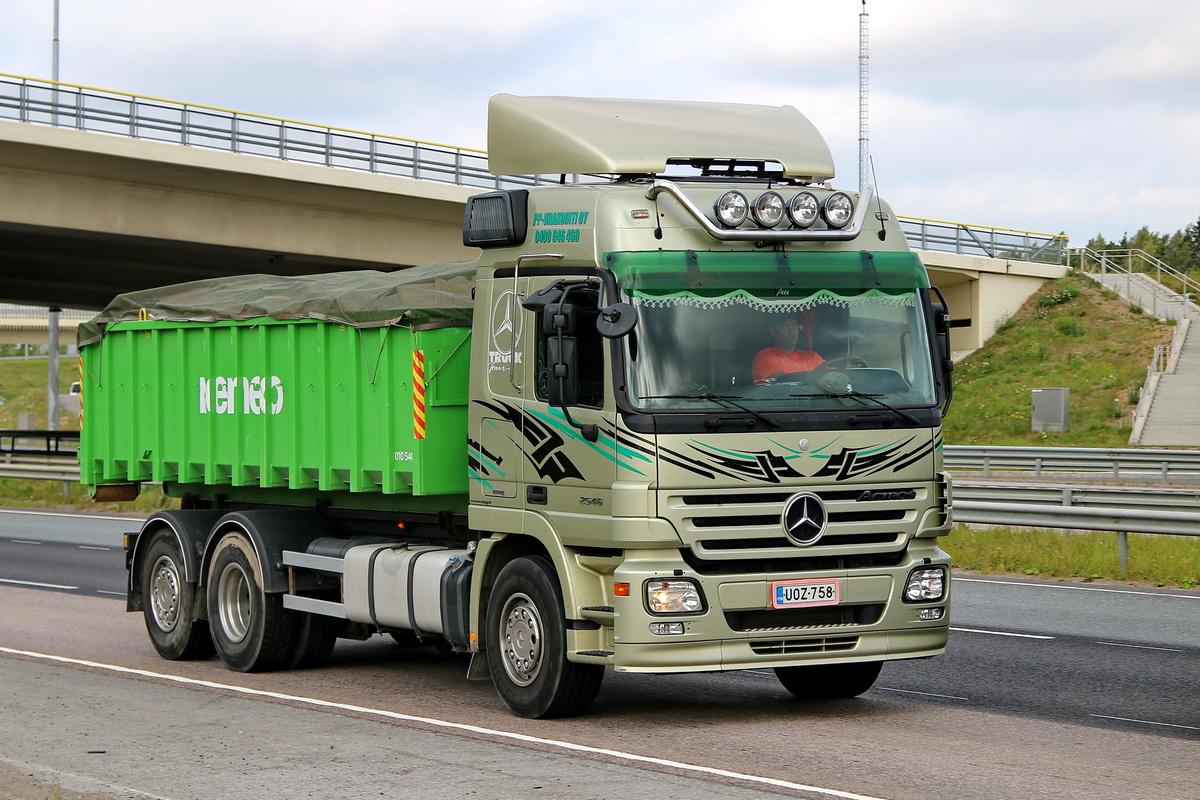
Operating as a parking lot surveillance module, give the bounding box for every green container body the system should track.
[79,318,471,499]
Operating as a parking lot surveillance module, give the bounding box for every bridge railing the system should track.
[0,72,560,190]
[5,75,1075,260]
[898,216,1068,264]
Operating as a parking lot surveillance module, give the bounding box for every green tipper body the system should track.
[80,281,472,506]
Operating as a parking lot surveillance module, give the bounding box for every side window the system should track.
[534,288,604,408]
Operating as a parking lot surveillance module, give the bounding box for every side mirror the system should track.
[597,302,638,338]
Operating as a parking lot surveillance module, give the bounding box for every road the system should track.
[0,507,1197,800]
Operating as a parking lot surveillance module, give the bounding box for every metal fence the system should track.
[0,305,93,320]
[0,72,559,190]
[899,216,1068,264]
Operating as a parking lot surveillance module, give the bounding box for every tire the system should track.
[486,556,603,719]
[140,528,215,660]
[774,661,883,700]
[286,612,340,669]
[206,531,296,672]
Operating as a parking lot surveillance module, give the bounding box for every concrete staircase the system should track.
[1135,321,1200,445]
[1084,259,1200,445]
[1091,271,1200,321]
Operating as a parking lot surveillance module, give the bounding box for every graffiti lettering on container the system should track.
[199,376,284,415]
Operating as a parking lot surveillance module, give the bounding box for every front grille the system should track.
[750,636,859,656]
[697,532,900,550]
[665,483,928,564]
[726,603,884,632]
[681,548,906,576]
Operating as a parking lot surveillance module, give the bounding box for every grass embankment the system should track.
[942,272,1172,447]
[945,271,1198,588]
[2,278,1197,587]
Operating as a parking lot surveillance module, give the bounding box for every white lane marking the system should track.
[0,578,78,590]
[0,646,894,800]
[8,540,41,545]
[96,590,125,597]
[1095,642,1185,653]
[0,508,143,523]
[951,627,1055,640]
[1090,714,1200,732]
[78,545,112,551]
[955,577,1200,601]
[877,687,969,701]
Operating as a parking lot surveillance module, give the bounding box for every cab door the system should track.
[520,274,620,546]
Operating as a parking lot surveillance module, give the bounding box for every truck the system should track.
[78,94,954,718]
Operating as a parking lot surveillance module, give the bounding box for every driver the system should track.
[753,313,823,384]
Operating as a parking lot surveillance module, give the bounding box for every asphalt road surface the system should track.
[1,508,1197,799]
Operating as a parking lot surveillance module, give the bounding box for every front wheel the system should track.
[140,528,214,660]
[206,531,295,672]
[774,661,883,700]
[486,556,603,718]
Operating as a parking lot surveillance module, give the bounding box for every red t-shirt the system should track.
[752,347,824,382]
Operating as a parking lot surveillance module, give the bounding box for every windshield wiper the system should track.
[793,391,920,425]
[641,393,781,430]
[846,392,921,425]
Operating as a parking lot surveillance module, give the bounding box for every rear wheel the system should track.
[141,528,214,660]
[774,661,883,700]
[206,531,295,672]
[486,556,603,718]
[286,612,340,669]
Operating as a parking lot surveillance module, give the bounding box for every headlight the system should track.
[713,191,748,228]
[787,191,819,228]
[751,191,785,228]
[645,579,703,614]
[821,192,855,229]
[904,566,947,602]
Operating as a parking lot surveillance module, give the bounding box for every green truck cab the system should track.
[80,94,953,718]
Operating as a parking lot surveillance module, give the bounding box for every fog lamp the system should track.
[649,622,686,635]
[822,192,855,228]
[751,191,785,228]
[787,191,819,228]
[714,191,748,227]
[646,579,703,614]
[904,566,947,602]
[918,608,945,621]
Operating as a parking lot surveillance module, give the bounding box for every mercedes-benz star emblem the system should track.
[781,493,828,547]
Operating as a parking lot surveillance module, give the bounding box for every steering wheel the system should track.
[821,356,868,370]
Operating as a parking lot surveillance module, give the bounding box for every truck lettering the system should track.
[199,375,284,415]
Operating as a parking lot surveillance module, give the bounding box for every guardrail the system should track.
[0,429,79,457]
[899,217,1067,264]
[0,72,555,190]
[943,444,1200,483]
[0,457,79,482]
[953,484,1200,571]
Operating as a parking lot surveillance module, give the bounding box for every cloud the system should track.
[2,0,1199,243]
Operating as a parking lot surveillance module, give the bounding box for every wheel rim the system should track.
[498,591,543,687]
[216,560,253,644]
[149,555,181,633]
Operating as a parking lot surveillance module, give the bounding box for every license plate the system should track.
[771,579,840,609]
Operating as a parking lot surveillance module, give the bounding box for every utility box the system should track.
[1032,388,1069,432]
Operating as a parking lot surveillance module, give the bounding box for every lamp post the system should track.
[52,0,61,81]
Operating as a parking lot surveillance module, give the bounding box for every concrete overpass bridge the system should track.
[0,73,1068,357]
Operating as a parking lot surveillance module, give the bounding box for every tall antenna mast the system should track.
[858,0,869,188]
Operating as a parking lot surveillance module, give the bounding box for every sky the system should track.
[3,0,1199,245]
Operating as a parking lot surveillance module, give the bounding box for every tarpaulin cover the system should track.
[78,261,476,347]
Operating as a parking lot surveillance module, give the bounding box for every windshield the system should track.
[614,252,938,413]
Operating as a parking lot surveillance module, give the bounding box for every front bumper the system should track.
[606,542,949,673]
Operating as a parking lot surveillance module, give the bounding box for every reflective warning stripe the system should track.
[413,350,426,440]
